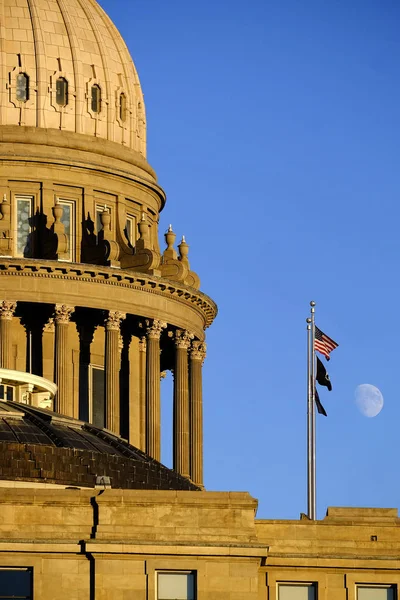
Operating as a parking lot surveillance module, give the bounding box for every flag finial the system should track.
[310,300,316,307]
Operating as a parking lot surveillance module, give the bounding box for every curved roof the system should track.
[0,401,199,491]
[0,0,146,156]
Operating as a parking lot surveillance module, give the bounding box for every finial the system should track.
[103,204,109,213]
[55,197,60,205]
[181,235,186,243]
[310,301,316,307]
[168,224,173,232]
[306,318,312,324]
[141,211,146,222]
[2,194,6,203]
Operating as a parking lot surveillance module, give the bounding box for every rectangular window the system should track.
[125,214,136,246]
[15,195,33,258]
[357,586,395,600]
[0,386,14,402]
[89,365,105,429]
[278,583,316,600]
[157,572,195,600]
[58,199,75,262]
[0,567,32,599]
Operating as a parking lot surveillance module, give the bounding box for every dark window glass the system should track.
[16,73,29,102]
[6,387,13,402]
[0,386,4,400]
[0,568,32,599]
[91,85,101,113]
[119,93,127,122]
[56,77,68,106]
[92,367,105,428]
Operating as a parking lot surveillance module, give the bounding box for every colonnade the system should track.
[0,301,206,487]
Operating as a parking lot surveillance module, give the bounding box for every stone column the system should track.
[190,341,207,488]
[174,330,193,478]
[54,304,74,415]
[145,319,166,461]
[139,337,147,452]
[0,301,16,369]
[105,311,126,435]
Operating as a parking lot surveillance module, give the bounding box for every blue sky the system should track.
[100,0,400,519]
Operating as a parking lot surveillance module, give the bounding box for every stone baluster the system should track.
[0,301,16,369]
[145,319,166,461]
[174,329,194,478]
[105,311,126,435]
[190,341,207,488]
[54,304,74,415]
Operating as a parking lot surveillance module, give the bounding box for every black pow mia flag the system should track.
[315,388,327,417]
[316,356,332,391]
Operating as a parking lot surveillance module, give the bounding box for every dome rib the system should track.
[55,0,84,134]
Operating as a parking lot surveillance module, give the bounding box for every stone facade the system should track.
[0,1,397,599]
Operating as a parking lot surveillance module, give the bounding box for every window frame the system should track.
[124,214,136,246]
[14,194,34,258]
[55,77,68,107]
[0,567,33,599]
[278,582,317,600]
[91,84,102,114]
[357,585,397,600]
[57,198,76,262]
[156,571,196,600]
[16,72,29,103]
[88,364,105,429]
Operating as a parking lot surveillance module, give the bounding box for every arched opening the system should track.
[91,84,101,113]
[56,77,68,106]
[16,73,29,102]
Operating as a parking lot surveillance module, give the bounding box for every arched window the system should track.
[16,73,29,102]
[119,93,127,122]
[56,77,68,106]
[91,85,101,113]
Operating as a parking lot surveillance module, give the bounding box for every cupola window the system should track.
[16,73,29,102]
[56,77,68,106]
[119,93,127,122]
[91,84,101,113]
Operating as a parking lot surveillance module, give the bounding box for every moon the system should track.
[355,384,384,418]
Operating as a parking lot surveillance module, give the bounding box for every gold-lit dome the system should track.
[1,0,146,156]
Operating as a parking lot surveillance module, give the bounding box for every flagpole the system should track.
[306,316,313,519]
[310,300,317,520]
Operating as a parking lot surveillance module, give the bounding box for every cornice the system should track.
[0,259,218,330]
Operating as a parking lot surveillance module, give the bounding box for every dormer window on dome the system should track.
[16,73,29,102]
[56,77,68,106]
[119,93,127,122]
[91,84,101,113]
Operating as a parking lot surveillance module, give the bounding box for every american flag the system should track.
[315,326,338,361]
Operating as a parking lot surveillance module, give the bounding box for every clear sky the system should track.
[99,0,400,519]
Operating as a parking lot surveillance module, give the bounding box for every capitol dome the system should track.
[1,0,146,156]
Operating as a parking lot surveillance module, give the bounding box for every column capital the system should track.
[105,311,126,331]
[190,341,207,363]
[175,329,194,350]
[55,304,74,325]
[0,301,16,321]
[146,319,167,340]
